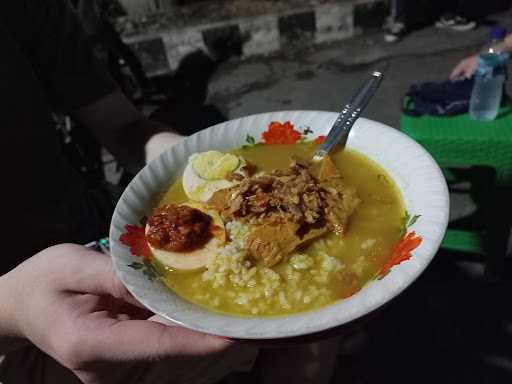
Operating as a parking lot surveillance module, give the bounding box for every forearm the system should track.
[105,118,182,173]
[72,90,183,174]
[0,273,28,354]
[504,34,512,50]
[489,33,512,53]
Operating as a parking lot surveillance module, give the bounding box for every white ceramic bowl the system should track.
[109,111,449,340]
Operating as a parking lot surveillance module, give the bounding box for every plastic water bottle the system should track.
[469,27,509,121]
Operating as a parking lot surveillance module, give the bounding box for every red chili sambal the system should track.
[146,204,213,252]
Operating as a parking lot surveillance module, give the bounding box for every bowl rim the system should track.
[109,110,450,339]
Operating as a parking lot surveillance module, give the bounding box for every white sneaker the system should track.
[384,21,407,43]
[435,14,477,32]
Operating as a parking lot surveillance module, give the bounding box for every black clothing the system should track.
[0,0,117,273]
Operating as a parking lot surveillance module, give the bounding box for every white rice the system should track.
[199,221,345,314]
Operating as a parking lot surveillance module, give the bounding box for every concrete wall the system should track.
[118,0,154,16]
[119,0,182,16]
[156,0,182,12]
[117,0,387,76]
[122,2,354,75]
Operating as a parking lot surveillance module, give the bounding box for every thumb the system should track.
[148,314,234,347]
[56,245,137,303]
[148,314,184,326]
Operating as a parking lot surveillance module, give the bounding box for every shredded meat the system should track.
[146,204,213,252]
[246,221,329,267]
[315,155,361,235]
[246,222,300,266]
[229,160,323,226]
[209,157,359,229]
[227,163,257,182]
[207,156,361,266]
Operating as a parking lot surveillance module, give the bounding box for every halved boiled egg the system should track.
[183,151,246,202]
[146,202,225,271]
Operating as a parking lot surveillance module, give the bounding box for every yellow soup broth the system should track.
[156,142,404,316]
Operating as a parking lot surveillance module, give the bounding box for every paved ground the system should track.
[208,15,509,127]
[206,8,512,221]
[202,10,512,384]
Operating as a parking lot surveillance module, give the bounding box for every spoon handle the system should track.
[313,71,383,162]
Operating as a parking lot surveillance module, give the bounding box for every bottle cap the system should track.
[490,27,507,40]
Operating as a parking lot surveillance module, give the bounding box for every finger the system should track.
[55,245,156,316]
[450,66,463,80]
[53,245,116,294]
[86,319,232,362]
[148,315,234,343]
[58,247,138,304]
[107,296,154,320]
[148,314,183,326]
[465,65,477,79]
[109,287,151,312]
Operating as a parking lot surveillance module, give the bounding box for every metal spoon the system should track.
[313,71,383,162]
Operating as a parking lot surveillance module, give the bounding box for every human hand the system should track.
[0,244,231,384]
[450,55,478,80]
[145,130,184,163]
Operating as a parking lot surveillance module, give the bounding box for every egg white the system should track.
[148,237,219,271]
[182,163,234,202]
[182,155,246,202]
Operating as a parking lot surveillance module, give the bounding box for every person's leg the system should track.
[390,0,408,23]
[384,0,408,43]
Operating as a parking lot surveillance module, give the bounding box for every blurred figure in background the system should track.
[384,0,477,43]
[450,32,512,79]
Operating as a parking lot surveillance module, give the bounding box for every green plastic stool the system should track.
[400,110,512,278]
